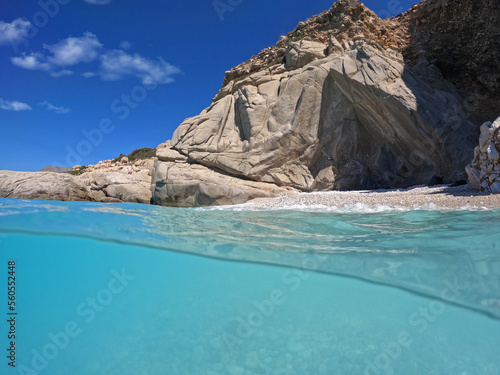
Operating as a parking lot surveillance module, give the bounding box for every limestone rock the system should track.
[466,165,481,191]
[400,0,500,119]
[466,117,500,193]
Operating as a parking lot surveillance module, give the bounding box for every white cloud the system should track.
[11,52,51,71]
[11,32,180,85]
[11,33,102,76]
[0,98,32,111]
[44,32,102,66]
[82,71,96,78]
[39,101,70,114]
[100,50,181,85]
[82,0,113,4]
[0,19,31,46]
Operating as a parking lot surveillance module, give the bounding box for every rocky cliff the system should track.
[152,0,498,206]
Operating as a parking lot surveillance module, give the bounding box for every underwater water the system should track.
[0,198,499,375]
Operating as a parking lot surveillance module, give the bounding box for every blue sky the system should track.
[0,0,419,171]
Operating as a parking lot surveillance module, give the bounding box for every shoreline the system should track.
[244,185,500,210]
[2,181,500,210]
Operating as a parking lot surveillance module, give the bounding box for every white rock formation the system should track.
[151,40,478,206]
[466,117,500,193]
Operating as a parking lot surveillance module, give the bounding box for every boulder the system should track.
[103,183,151,204]
[150,157,293,207]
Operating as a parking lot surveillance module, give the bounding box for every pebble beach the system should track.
[246,185,500,210]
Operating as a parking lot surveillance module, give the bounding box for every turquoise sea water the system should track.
[0,198,499,375]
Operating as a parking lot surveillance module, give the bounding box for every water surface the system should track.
[0,198,499,374]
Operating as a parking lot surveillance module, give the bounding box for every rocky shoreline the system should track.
[0,158,154,204]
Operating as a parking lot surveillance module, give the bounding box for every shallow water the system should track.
[0,198,499,375]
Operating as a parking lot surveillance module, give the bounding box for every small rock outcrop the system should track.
[466,117,500,193]
[151,142,293,206]
[0,158,154,204]
[0,172,91,202]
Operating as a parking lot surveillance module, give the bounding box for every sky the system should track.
[0,0,419,171]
